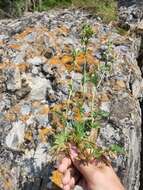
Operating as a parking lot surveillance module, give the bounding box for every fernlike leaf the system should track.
[53,131,69,151]
[72,121,85,140]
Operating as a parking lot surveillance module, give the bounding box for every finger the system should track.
[74,160,95,181]
[69,146,96,181]
[58,157,72,173]
[63,184,70,190]
[62,168,71,185]
[56,154,65,168]
[69,177,75,189]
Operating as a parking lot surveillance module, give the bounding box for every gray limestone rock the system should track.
[5,67,21,91]
[29,76,50,100]
[0,9,142,190]
[27,56,47,66]
[5,121,25,150]
[137,19,143,34]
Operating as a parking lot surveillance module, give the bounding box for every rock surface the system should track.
[0,9,143,190]
[118,0,143,31]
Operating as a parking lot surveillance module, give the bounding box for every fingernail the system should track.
[70,146,78,159]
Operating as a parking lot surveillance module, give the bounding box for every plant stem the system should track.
[66,51,77,117]
[83,44,88,95]
[91,86,96,123]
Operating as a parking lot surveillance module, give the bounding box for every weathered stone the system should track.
[20,104,31,115]
[15,79,31,100]
[42,64,50,74]
[137,19,143,34]
[29,77,50,100]
[0,8,143,190]
[44,47,55,59]
[5,67,21,91]
[118,4,143,29]
[0,34,9,40]
[5,121,25,150]
[27,56,47,66]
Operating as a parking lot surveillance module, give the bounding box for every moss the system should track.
[71,0,117,23]
[45,0,118,23]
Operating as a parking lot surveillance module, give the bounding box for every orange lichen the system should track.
[92,24,100,33]
[51,112,65,129]
[39,105,49,115]
[87,53,100,66]
[4,104,22,122]
[24,130,33,141]
[4,178,13,190]
[63,44,72,54]
[17,63,29,72]
[35,27,47,33]
[48,56,60,65]
[7,104,20,115]
[99,94,110,102]
[8,44,21,50]
[100,36,108,44]
[39,128,52,142]
[59,26,69,33]
[0,167,14,190]
[32,101,41,108]
[0,63,7,70]
[75,52,85,65]
[19,115,30,123]
[14,27,33,39]
[57,26,70,37]
[61,55,73,65]
[51,170,63,188]
[75,52,99,66]
[0,40,4,46]
[4,112,16,122]
[114,80,126,90]
[74,108,82,121]
[60,55,73,70]
[50,103,65,112]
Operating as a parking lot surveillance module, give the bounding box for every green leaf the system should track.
[80,24,94,46]
[92,148,103,158]
[98,110,110,118]
[90,122,101,129]
[82,73,90,84]
[90,73,99,85]
[72,121,85,139]
[72,49,80,60]
[110,145,124,154]
[54,131,69,149]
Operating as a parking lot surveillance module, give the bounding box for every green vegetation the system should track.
[0,0,117,22]
[50,24,123,162]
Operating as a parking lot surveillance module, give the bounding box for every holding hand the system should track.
[58,146,125,190]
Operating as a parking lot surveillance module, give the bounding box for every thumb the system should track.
[69,145,96,181]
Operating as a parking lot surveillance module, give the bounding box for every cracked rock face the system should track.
[118,1,143,30]
[0,9,142,190]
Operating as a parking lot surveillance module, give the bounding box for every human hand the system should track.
[58,146,125,190]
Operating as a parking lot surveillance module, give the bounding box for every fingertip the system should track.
[63,184,70,190]
[62,169,71,185]
[58,157,71,173]
[58,164,65,173]
[70,177,75,188]
[69,145,78,160]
